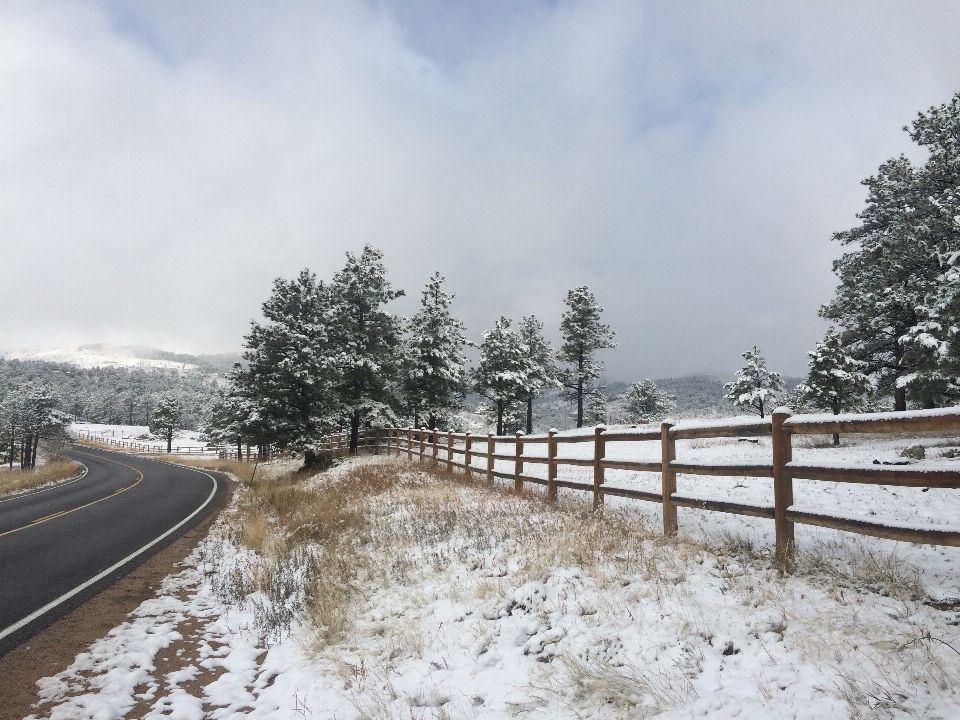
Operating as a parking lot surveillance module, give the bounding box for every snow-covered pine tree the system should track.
[901,252,960,407]
[150,392,183,453]
[724,346,783,418]
[798,327,874,444]
[401,273,470,431]
[622,379,674,423]
[329,245,404,452]
[518,316,558,434]
[822,92,960,410]
[206,386,256,461]
[474,317,530,436]
[230,269,338,453]
[559,287,616,428]
[583,387,608,426]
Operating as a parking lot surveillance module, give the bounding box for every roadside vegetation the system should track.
[0,456,81,498]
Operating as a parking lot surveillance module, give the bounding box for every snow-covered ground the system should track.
[27,435,960,719]
[71,423,210,452]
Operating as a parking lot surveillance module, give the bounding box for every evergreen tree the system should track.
[583,387,608,426]
[205,387,255,460]
[622,379,674,423]
[517,315,558,434]
[329,245,404,452]
[401,273,470,430]
[797,327,875,444]
[230,269,338,452]
[724,346,783,418]
[901,253,960,406]
[474,317,529,436]
[559,287,616,428]
[150,392,183,452]
[822,92,960,410]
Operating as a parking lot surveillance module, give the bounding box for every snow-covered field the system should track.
[71,423,210,452]
[26,435,960,720]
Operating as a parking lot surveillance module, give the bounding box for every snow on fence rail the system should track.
[314,407,960,567]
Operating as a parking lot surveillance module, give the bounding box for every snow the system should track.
[785,406,960,426]
[71,423,211,451]
[26,437,960,719]
[7,345,199,374]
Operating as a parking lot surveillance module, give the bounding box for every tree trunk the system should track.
[833,433,840,446]
[496,400,504,436]
[167,431,172,453]
[428,413,436,432]
[576,376,584,428]
[526,397,533,435]
[9,425,15,469]
[350,410,360,453]
[20,436,28,470]
[31,432,40,468]
[237,437,243,462]
[894,386,907,412]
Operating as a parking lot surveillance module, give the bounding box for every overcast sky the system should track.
[3,0,960,380]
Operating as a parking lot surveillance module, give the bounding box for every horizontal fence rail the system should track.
[315,407,960,567]
[74,431,252,458]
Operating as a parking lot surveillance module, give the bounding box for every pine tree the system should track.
[474,317,529,436]
[150,392,183,452]
[583,387,608,426]
[901,254,960,406]
[559,287,617,428]
[517,315,558,434]
[724,346,783,418]
[230,269,338,453]
[622,379,674,423]
[401,273,470,430]
[822,92,960,410]
[329,245,404,452]
[797,327,875,444]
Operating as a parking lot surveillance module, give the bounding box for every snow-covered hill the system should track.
[7,344,198,374]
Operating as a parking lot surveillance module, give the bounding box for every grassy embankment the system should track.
[0,457,82,498]
[175,452,960,717]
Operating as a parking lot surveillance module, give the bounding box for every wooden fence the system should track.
[319,408,960,566]
[75,431,228,457]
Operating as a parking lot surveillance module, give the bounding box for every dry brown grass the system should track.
[0,458,82,498]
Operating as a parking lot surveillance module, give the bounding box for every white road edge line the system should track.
[0,463,90,504]
[0,464,218,643]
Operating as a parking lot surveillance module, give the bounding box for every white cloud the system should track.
[2,1,959,380]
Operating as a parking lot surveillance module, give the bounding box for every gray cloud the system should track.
[2,1,959,381]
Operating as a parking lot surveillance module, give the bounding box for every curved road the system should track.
[0,445,226,655]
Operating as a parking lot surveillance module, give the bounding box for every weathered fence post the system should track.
[661,420,678,535]
[486,433,494,484]
[446,431,453,471]
[405,428,411,460]
[772,408,795,571]
[419,428,426,463]
[547,429,557,502]
[432,428,439,464]
[464,432,472,477]
[593,426,605,512]
[514,431,524,493]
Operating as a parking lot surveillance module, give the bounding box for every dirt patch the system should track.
[0,473,234,720]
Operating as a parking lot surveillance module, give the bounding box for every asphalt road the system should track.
[0,445,225,655]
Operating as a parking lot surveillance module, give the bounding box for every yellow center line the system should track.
[0,450,144,539]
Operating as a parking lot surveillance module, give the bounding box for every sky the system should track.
[2,0,960,381]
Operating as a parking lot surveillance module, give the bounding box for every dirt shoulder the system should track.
[0,471,234,720]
